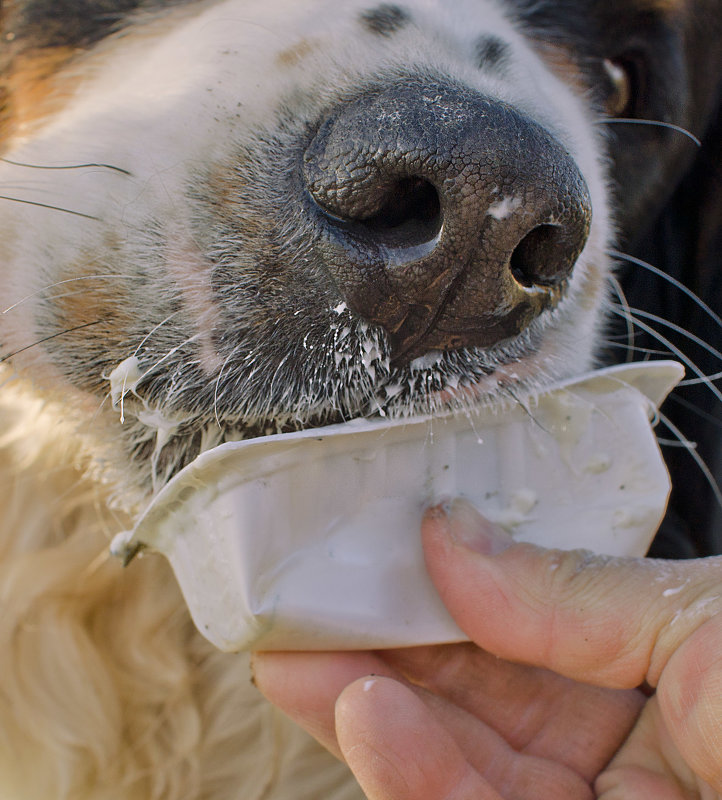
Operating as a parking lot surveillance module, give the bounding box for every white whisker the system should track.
[597,118,701,147]
[609,249,722,331]
[657,410,722,511]
[92,390,113,425]
[668,392,722,430]
[600,340,669,358]
[214,345,243,428]
[2,275,136,314]
[137,334,203,385]
[606,273,635,361]
[678,371,722,386]
[607,305,722,407]
[132,312,181,357]
[612,304,722,372]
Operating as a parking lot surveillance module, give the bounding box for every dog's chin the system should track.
[111,310,592,501]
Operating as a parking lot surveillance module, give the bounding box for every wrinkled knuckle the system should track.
[537,548,621,604]
[651,592,722,685]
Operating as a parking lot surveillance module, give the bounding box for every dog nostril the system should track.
[317,176,442,260]
[303,80,593,360]
[359,177,440,231]
[509,223,578,288]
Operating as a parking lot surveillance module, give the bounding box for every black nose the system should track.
[303,79,592,363]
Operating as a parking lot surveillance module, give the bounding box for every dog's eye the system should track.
[602,57,634,117]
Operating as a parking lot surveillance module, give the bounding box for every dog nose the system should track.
[303,79,592,363]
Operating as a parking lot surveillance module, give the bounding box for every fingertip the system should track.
[423,503,722,693]
[421,500,630,682]
[335,677,419,800]
[334,674,387,736]
[252,651,392,758]
[421,498,525,640]
[658,614,722,791]
[335,676,488,800]
[423,498,514,556]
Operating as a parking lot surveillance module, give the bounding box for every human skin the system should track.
[253,499,722,799]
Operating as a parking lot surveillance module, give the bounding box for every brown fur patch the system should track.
[531,41,590,97]
[275,38,316,68]
[0,85,11,145]
[1,47,81,144]
[50,256,138,390]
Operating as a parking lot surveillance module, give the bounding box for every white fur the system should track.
[0,1,614,796]
[0,0,610,378]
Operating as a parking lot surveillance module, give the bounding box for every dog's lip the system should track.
[435,359,537,405]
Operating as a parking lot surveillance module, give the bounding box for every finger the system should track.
[596,695,705,799]
[335,676,504,800]
[403,683,596,799]
[251,650,399,757]
[421,499,722,690]
[422,500,722,790]
[658,613,722,791]
[383,644,643,780]
[257,651,599,798]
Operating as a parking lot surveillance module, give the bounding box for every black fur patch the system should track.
[474,35,510,71]
[3,0,191,50]
[359,4,410,36]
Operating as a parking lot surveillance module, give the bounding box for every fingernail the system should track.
[444,498,513,555]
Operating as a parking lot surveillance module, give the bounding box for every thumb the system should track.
[421,499,722,691]
[422,499,722,790]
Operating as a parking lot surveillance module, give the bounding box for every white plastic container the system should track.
[112,361,683,652]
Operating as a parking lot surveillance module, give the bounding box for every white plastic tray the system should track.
[112,361,683,652]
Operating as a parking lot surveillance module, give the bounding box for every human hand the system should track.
[252,500,722,799]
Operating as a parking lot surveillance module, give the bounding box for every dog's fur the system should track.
[1,0,721,797]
